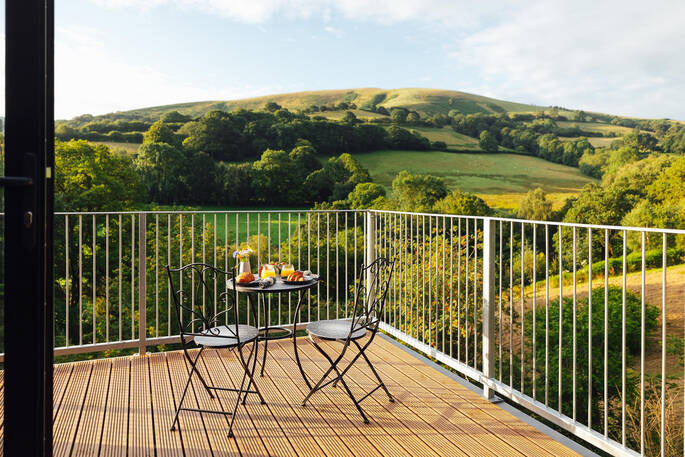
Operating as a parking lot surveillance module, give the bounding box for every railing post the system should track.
[365,210,376,294]
[482,217,496,400]
[138,212,147,355]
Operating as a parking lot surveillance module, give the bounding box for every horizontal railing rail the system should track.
[0,208,682,456]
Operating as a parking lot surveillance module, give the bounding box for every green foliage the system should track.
[143,120,179,146]
[525,287,660,422]
[430,140,447,151]
[133,142,187,204]
[392,170,448,212]
[264,101,281,112]
[181,110,249,161]
[288,142,322,181]
[386,125,430,150]
[478,130,498,152]
[342,111,357,125]
[347,183,386,209]
[434,190,491,216]
[250,149,302,205]
[517,188,553,221]
[160,110,191,123]
[55,140,143,211]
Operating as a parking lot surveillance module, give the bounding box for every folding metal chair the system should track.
[300,257,395,423]
[166,263,265,438]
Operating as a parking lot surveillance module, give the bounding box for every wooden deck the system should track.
[2,336,582,456]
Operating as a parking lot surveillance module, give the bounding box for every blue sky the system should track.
[4,1,685,120]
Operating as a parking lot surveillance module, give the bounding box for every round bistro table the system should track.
[228,277,319,381]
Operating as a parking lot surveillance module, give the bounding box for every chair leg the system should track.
[227,340,266,438]
[241,339,260,405]
[171,346,205,431]
[301,341,344,406]
[337,374,370,424]
[353,340,393,402]
[182,345,214,399]
[226,348,250,438]
[236,340,266,405]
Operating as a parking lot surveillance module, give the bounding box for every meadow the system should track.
[154,206,311,245]
[410,126,483,151]
[352,149,596,205]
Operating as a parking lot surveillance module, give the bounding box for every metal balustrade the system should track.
[1,208,684,456]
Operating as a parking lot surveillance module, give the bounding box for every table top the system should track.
[227,277,319,294]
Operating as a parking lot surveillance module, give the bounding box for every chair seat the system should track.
[194,324,259,347]
[306,319,367,340]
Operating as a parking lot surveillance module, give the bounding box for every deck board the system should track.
[370,339,580,457]
[2,336,582,456]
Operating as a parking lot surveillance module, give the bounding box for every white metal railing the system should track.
[374,210,685,457]
[1,208,683,456]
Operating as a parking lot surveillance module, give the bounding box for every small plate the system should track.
[282,275,315,285]
[231,276,261,287]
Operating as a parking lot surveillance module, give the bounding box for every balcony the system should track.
[2,208,682,456]
[7,337,580,457]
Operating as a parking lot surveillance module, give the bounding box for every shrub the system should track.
[525,287,659,425]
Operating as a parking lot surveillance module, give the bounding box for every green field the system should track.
[353,149,596,202]
[154,206,311,245]
[410,126,482,150]
[94,141,139,155]
[556,120,633,135]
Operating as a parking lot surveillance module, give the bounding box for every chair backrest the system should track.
[166,263,241,341]
[347,257,395,343]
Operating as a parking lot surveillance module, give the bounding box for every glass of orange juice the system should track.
[281,263,295,277]
[260,264,276,278]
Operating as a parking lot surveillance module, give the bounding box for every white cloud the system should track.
[324,25,344,38]
[451,1,685,118]
[54,26,281,119]
[76,0,685,119]
[90,0,499,27]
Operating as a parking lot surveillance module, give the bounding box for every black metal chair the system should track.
[301,257,395,423]
[166,263,265,438]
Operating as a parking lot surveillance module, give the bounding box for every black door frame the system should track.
[4,1,54,456]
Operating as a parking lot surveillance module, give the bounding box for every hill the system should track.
[118,88,547,120]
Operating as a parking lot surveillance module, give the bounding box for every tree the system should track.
[55,123,80,141]
[143,120,178,146]
[217,162,253,206]
[479,130,498,152]
[347,183,386,209]
[431,141,447,151]
[250,149,301,205]
[390,108,408,124]
[342,111,357,125]
[183,152,219,204]
[517,188,553,221]
[289,142,322,180]
[391,170,447,212]
[406,112,420,123]
[264,101,282,112]
[435,190,491,216]
[181,111,247,161]
[160,110,191,123]
[133,142,187,204]
[55,140,143,211]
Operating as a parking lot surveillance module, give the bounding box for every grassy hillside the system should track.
[121,88,547,119]
[351,149,596,210]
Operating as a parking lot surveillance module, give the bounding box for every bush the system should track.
[525,287,659,424]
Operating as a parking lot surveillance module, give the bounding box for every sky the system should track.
[2,0,685,120]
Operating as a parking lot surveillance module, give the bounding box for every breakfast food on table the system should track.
[286,271,306,282]
[281,263,295,277]
[236,272,255,283]
[260,264,277,278]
